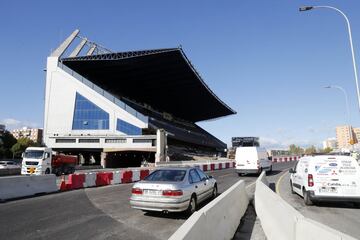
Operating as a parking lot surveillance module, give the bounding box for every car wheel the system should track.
[303,189,313,206]
[212,185,218,199]
[45,168,50,174]
[186,195,197,215]
[238,173,244,177]
[290,181,295,194]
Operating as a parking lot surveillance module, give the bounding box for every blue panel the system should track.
[72,93,109,130]
[116,119,141,135]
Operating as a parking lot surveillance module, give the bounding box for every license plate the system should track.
[237,164,244,166]
[28,167,35,174]
[319,187,337,193]
[143,190,161,196]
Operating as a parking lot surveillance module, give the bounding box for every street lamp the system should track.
[324,85,354,146]
[300,6,360,113]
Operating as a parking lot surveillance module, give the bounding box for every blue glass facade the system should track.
[117,119,141,135]
[72,93,109,130]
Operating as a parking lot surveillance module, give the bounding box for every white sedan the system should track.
[130,166,217,215]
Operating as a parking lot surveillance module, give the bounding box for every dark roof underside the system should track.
[62,48,235,122]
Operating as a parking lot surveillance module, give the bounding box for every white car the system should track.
[0,161,20,169]
[235,146,272,176]
[289,155,360,205]
[130,167,217,214]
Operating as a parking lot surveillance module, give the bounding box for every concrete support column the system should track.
[101,152,107,168]
[155,129,167,163]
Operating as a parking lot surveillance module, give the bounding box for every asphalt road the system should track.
[276,169,360,239]
[0,168,252,240]
[0,162,294,240]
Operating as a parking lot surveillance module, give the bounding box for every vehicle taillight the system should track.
[132,188,143,195]
[162,190,183,196]
[257,160,260,169]
[308,174,314,187]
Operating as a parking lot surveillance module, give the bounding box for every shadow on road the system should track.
[314,201,360,209]
[232,201,265,240]
[266,170,282,176]
[142,195,219,220]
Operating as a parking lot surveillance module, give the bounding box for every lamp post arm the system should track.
[314,6,360,113]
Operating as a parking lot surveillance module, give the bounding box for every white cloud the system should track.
[2,118,21,126]
[0,118,40,130]
[260,137,287,149]
[260,136,320,150]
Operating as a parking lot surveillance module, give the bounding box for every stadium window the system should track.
[72,93,109,130]
[116,119,141,135]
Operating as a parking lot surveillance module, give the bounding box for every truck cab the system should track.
[21,147,52,175]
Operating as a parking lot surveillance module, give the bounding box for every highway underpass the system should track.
[0,162,294,240]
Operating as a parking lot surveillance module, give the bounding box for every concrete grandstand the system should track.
[44,29,236,168]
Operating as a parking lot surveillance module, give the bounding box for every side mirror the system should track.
[21,153,25,158]
[289,168,296,174]
[208,175,213,179]
[268,156,272,161]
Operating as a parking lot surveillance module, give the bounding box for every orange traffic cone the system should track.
[60,175,67,191]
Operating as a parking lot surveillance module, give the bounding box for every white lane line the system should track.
[275,168,291,197]
[246,181,256,189]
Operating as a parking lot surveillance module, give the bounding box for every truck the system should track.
[235,146,272,176]
[21,147,78,176]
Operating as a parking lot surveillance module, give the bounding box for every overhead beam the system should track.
[87,45,97,56]
[50,29,80,57]
[69,38,87,57]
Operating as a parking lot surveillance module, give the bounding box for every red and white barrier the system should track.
[84,172,96,187]
[111,171,121,185]
[272,156,301,163]
[59,161,235,192]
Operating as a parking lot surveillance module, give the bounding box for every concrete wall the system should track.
[255,172,357,240]
[44,57,148,149]
[0,175,58,201]
[169,180,249,240]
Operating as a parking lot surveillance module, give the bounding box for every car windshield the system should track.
[144,169,186,182]
[24,150,44,159]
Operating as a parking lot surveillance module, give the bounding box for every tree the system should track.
[0,131,17,159]
[320,147,333,154]
[305,145,317,155]
[289,144,304,155]
[10,138,38,158]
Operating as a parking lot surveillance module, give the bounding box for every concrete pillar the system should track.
[100,152,107,168]
[155,129,167,163]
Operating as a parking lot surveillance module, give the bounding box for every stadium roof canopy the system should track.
[62,48,236,122]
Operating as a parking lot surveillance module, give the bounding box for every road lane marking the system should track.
[276,169,291,197]
[246,181,256,189]
[218,173,234,178]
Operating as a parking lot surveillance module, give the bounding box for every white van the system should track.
[289,155,360,205]
[235,147,272,176]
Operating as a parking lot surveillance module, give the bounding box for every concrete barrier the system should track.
[169,180,249,240]
[255,172,357,240]
[0,168,21,176]
[0,175,58,201]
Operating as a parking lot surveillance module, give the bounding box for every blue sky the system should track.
[1,0,360,149]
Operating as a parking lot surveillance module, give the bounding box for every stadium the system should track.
[44,29,236,168]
